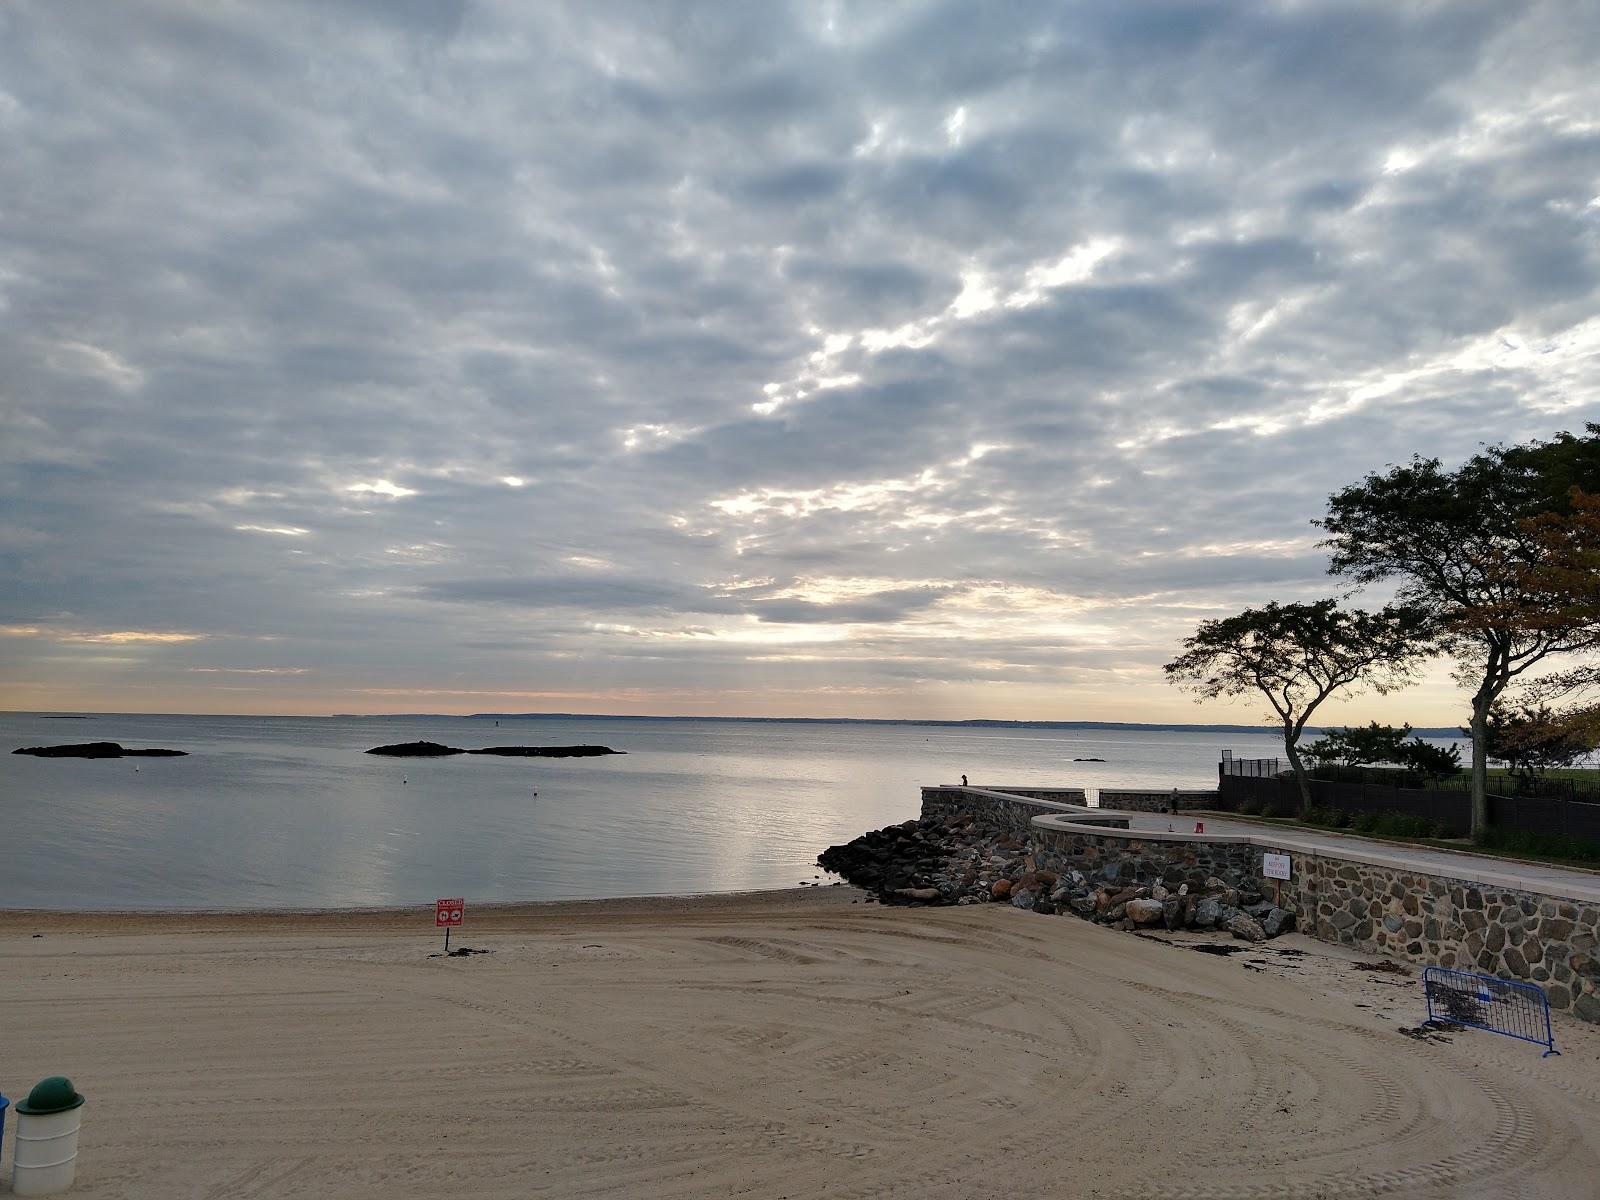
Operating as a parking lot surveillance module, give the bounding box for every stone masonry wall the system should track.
[1032,825,1258,888]
[1288,854,1600,1023]
[1098,789,1219,813]
[921,787,1087,838]
[920,786,1600,1023]
[966,786,1091,804]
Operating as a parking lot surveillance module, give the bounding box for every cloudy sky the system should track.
[3,1,1599,723]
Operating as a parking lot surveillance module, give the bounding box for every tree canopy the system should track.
[1477,702,1598,781]
[1164,600,1432,813]
[1318,428,1600,837]
[1303,721,1414,767]
[1303,721,1461,781]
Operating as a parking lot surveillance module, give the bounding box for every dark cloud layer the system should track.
[3,1,1598,719]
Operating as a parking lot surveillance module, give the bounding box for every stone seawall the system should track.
[921,787,1087,837]
[949,786,1091,804]
[1032,823,1260,888]
[1098,789,1219,813]
[1291,855,1600,1022]
[920,786,1600,1023]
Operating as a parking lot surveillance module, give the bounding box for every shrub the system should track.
[1303,806,1355,828]
[1353,811,1382,833]
[1237,799,1262,816]
[1372,812,1440,839]
[1479,826,1600,864]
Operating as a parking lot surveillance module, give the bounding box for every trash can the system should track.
[1,1091,9,1171]
[11,1076,85,1196]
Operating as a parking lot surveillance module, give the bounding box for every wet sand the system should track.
[2,888,1597,1198]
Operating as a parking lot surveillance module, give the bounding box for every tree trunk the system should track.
[1469,689,1492,842]
[1284,726,1313,817]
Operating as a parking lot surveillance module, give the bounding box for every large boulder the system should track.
[1126,899,1165,925]
[1162,899,1185,931]
[1228,913,1268,943]
[1193,897,1222,929]
[1263,908,1297,938]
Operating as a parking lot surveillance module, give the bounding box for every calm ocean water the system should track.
[0,712,1285,910]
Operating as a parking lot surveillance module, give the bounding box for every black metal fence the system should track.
[1463,773,1600,802]
[1217,770,1473,836]
[1216,758,1600,842]
[1219,753,1287,778]
[1486,791,1600,842]
[1220,750,1600,802]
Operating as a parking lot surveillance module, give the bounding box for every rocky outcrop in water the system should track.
[818,811,1295,940]
[468,745,621,757]
[365,741,622,757]
[14,742,187,758]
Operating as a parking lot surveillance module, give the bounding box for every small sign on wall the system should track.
[1262,853,1292,881]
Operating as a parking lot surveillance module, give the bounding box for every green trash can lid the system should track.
[16,1076,84,1114]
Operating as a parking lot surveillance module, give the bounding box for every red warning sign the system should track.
[435,898,464,927]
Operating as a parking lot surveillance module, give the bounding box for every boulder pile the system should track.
[818,812,1296,942]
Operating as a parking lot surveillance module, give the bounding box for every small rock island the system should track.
[365,741,622,757]
[14,742,188,758]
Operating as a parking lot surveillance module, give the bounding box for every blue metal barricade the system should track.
[1422,966,1559,1056]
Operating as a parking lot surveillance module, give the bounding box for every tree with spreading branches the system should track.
[1476,703,1596,782]
[1165,600,1432,814]
[1319,430,1600,839]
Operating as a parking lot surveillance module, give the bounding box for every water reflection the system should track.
[0,713,1284,909]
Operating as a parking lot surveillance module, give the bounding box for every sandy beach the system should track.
[3,888,1597,1199]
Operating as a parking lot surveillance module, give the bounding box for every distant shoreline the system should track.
[2,709,1468,738]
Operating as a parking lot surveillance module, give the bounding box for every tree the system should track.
[1165,600,1431,814]
[1303,721,1461,782]
[1478,703,1596,782]
[1395,738,1462,782]
[1304,721,1414,767]
[1319,430,1600,839]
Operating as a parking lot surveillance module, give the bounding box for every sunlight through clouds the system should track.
[3,1,1598,718]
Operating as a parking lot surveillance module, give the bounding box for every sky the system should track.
[3,1,1600,724]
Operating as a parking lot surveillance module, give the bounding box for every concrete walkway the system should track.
[1037,806,1600,904]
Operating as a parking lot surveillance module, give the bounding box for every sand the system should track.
[3,888,1598,1199]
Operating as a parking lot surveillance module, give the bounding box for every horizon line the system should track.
[3,708,1468,736]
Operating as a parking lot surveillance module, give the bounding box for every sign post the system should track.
[435,897,464,952]
[1261,853,1291,907]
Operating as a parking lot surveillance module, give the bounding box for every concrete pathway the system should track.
[1043,806,1600,904]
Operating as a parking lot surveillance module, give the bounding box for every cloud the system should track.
[3,0,1599,718]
